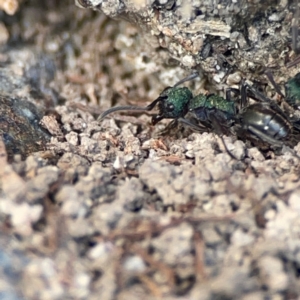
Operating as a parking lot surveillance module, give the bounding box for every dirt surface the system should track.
[76,0,300,87]
[1,1,300,300]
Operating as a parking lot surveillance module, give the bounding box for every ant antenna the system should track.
[174,72,199,87]
[264,70,285,98]
[98,99,159,122]
[98,105,149,121]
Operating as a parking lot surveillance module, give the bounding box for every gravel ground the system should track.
[1,1,300,299]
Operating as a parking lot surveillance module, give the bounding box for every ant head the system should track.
[151,86,193,125]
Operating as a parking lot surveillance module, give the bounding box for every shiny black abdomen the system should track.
[239,103,291,140]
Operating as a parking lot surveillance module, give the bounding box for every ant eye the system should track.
[166,103,174,111]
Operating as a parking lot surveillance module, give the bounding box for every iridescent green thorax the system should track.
[157,87,193,119]
[285,72,300,109]
[189,94,235,118]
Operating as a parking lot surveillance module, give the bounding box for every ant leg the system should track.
[240,79,249,109]
[287,56,300,68]
[174,72,200,87]
[225,88,240,102]
[157,119,179,136]
[218,135,238,160]
[209,115,238,160]
[287,0,300,67]
[177,117,207,132]
[292,119,300,131]
[292,0,300,55]
[240,81,271,107]
[265,70,285,98]
[246,125,284,147]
